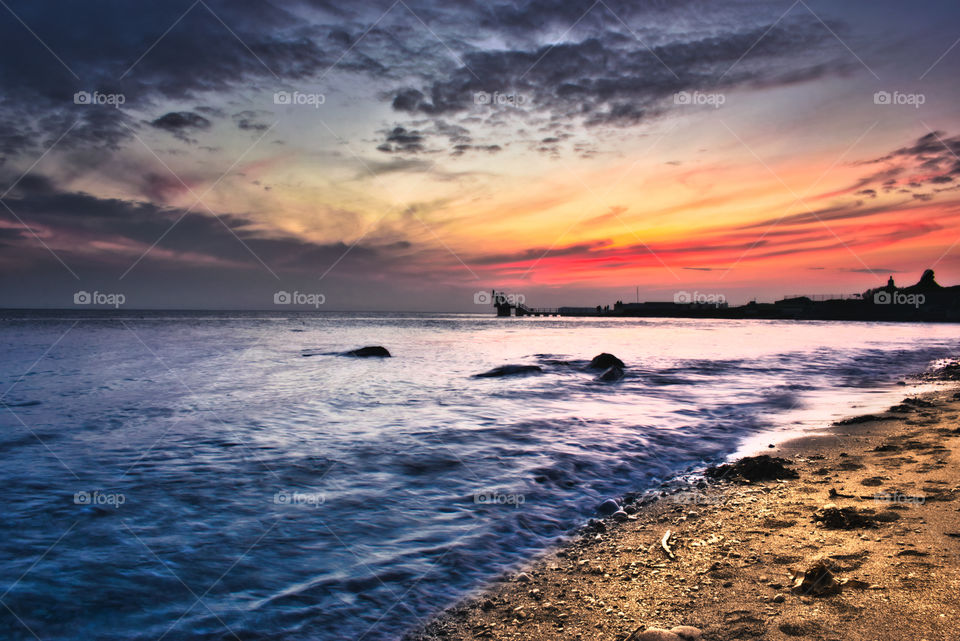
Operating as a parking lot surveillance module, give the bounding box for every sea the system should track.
[2,310,959,640]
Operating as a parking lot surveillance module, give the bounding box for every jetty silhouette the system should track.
[491,269,960,322]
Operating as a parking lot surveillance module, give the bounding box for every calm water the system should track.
[2,311,959,640]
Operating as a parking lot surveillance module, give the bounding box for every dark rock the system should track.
[872,443,899,452]
[791,558,841,596]
[586,518,606,533]
[587,353,625,369]
[473,364,543,378]
[597,498,620,515]
[342,346,391,357]
[705,455,799,483]
[596,365,624,381]
[813,505,877,529]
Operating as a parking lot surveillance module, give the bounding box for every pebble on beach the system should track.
[627,625,702,641]
[670,626,703,640]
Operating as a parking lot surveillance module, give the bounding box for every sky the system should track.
[1,0,959,310]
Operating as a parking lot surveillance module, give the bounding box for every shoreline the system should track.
[408,382,960,641]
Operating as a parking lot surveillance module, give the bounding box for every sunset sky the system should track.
[1,0,960,309]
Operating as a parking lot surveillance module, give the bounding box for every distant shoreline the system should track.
[3,308,960,324]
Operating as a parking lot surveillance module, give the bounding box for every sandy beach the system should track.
[409,384,960,641]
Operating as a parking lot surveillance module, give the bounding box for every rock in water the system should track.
[597,498,620,515]
[473,364,543,378]
[342,346,391,357]
[596,365,624,381]
[588,353,625,369]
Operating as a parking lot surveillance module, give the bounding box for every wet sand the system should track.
[408,386,960,641]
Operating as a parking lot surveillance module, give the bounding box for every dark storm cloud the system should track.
[0,0,344,160]
[148,111,212,142]
[389,15,846,127]
[377,127,426,153]
[450,144,501,157]
[858,131,960,195]
[0,226,27,245]
[0,0,858,162]
[0,175,405,277]
[232,110,272,132]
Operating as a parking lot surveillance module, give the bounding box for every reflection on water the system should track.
[1,311,958,640]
